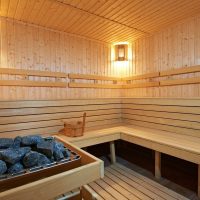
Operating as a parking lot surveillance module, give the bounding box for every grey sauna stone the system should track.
[0,138,13,149]
[53,141,65,161]
[8,162,24,174]
[63,149,71,158]
[53,149,64,161]
[23,151,40,168]
[38,153,51,166]
[11,136,22,149]
[0,160,7,175]
[0,147,31,164]
[37,141,54,158]
[21,135,44,146]
[54,141,65,152]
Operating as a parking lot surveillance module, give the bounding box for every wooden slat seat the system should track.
[59,125,200,164]
[0,98,200,197]
[82,164,189,200]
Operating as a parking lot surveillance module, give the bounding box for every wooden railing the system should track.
[0,65,199,88]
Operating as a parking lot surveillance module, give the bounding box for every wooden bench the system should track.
[82,163,189,200]
[58,98,200,197]
[0,98,200,198]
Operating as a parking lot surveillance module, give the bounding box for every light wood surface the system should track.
[122,72,160,81]
[0,17,121,100]
[69,74,121,81]
[0,68,67,77]
[123,82,159,88]
[84,164,189,200]
[125,14,200,97]
[0,99,122,138]
[122,98,200,138]
[69,82,122,89]
[59,124,200,164]
[1,1,200,42]
[0,80,68,87]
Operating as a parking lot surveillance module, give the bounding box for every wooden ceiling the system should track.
[1,0,200,43]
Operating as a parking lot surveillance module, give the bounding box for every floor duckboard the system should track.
[87,164,189,200]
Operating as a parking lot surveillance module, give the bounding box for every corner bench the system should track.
[57,124,200,198]
[0,98,199,199]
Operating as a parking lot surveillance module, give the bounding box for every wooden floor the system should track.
[86,164,189,200]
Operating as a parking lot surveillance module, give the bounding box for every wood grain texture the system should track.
[86,164,189,200]
[123,14,200,97]
[0,18,121,100]
[1,0,200,42]
[0,98,122,138]
[122,98,200,138]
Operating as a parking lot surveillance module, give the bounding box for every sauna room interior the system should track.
[0,0,200,200]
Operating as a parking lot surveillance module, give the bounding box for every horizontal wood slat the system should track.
[122,72,160,81]
[0,99,122,137]
[68,74,121,81]
[122,104,200,114]
[122,98,200,138]
[123,113,200,130]
[0,99,121,109]
[123,119,200,138]
[122,98,200,106]
[0,120,122,138]
[0,68,67,78]
[160,77,200,86]
[123,82,159,88]
[0,80,68,87]
[122,109,200,123]
[69,83,122,89]
[160,65,200,77]
[87,164,189,200]
[0,109,120,125]
[0,114,121,133]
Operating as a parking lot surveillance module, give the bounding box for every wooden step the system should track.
[82,164,189,200]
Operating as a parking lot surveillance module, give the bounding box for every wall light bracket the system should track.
[115,44,128,61]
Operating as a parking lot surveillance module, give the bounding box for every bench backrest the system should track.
[0,98,199,138]
[122,98,200,138]
[0,99,121,138]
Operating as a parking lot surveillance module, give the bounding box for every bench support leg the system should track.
[155,151,161,179]
[198,165,200,198]
[110,141,116,164]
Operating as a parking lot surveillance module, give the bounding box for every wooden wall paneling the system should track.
[0,99,122,138]
[2,1,200,42]
[121,98,200,138]
[0,18,122,100]
[126,15,200,97]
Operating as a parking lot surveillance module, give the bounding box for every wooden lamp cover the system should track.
[59,112,86,137]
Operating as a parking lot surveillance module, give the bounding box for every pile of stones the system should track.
[0,135,71,176]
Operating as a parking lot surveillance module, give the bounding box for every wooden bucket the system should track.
[59,113,86,137]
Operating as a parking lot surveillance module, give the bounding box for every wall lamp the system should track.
[115,44,128,61]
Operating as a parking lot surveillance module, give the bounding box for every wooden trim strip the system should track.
[121,65,200,81]
[0,80,68,87]
[160,65,200,77]
[68,82,122,89]
[160,77,200,86]
[0,68,67,78]
[68,73,121,81]
[123,82,159,88]
[122,72,160,81]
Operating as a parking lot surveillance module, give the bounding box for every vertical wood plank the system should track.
[110,141,116,164]
[155,151,161,179]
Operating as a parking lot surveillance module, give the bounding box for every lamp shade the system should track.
[115,44,128,61]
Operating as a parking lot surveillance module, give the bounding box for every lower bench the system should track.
[82,163,189,200]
